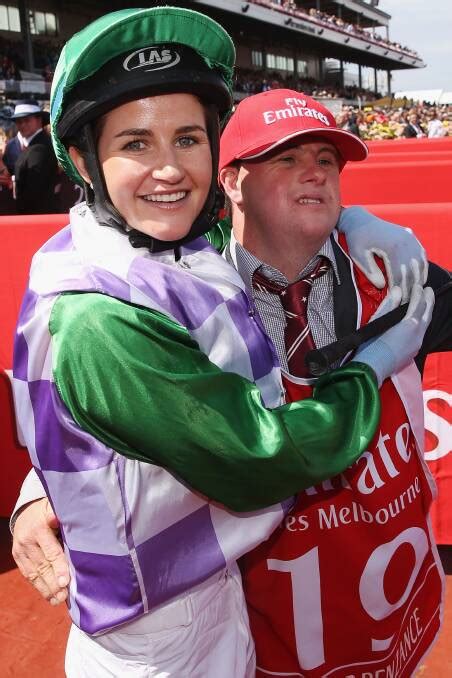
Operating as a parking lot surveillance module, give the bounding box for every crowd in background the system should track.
[0,39,23,81]
[0,52,385,106]
[336,103,452,140]
[251,0,419,57]
[0,1,419,95]
[0,7,448,218]
[0,37,62,82]
[0,103,82,215]
[235,70,381,101]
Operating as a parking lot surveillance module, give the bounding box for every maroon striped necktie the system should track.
[253,258,329,377]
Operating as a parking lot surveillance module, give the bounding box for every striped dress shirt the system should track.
[225,230,340,372]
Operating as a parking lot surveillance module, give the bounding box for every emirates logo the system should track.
[123,46,181,72]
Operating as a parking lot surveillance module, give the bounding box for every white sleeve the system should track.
[10,468,47,533]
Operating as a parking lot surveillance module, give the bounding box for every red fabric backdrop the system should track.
[344,136,452,542]
[365,203,452,543]
[0,215,69,516]
[341,160,452,204]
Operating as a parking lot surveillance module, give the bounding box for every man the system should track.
[11,89,439,664]
[218,90,451,677]
[8,99,59,214]
[427,109,447,138]
[0,108,16,214]
[1,104,22,177]
[402,112,426,139]
[338,108,361,137]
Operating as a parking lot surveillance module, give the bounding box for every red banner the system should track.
[423,353,452,544]
[0,215,68,516]
[365,203,452,544]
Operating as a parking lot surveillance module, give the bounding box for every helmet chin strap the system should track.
[80,124,128,231]
[80,112,222,254]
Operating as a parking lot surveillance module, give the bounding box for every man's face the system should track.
[15,114,42,138]
[223,137,342,256]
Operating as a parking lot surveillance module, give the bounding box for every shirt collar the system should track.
[22,128,43,146]
[228,228,341,292]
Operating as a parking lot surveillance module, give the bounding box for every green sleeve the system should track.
[204,218,232,253]
[50,292,380,512]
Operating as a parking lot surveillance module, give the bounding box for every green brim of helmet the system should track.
[50,6,236,185]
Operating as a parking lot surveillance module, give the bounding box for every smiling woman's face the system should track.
[72,93,213,241]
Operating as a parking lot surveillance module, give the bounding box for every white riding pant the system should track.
[65,564,255,677]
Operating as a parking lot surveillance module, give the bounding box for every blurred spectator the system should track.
[0,104,15,134]
[42,64,54,83]
[338,109,361,137]
[402,112,426,138]
[10,99,60,214]
[34,39,63,72]
[0,105,21,176]
[2,130,23,175]
[0,126,15,213]
[427,109,447,138]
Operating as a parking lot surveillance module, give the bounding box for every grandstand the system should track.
[0,0,424,105]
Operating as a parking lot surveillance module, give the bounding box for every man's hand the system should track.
[12,498,70,605]
[338,206,428,301]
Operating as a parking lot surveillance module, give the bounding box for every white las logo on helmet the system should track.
[123,47,181,72]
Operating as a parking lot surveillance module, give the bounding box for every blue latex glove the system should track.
[338,206,428,302]
[352,284,435,386]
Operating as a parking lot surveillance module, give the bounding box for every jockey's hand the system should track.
[353,284,435,386]
[338,206,428,301]
[12,498,70,605]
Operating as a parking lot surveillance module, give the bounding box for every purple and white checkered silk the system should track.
[253,258,329,377]
[13,205,292,635]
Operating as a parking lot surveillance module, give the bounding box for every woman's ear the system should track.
[68,146,91,184]
[219,166,243,208]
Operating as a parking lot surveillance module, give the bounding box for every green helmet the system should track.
[50,6,235,251]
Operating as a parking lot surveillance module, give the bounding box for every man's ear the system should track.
[219,166,243,208]
[68,146,91,184]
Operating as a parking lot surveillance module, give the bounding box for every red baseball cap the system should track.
[219,88,368,171]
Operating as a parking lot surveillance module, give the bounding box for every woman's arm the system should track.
[51,292,380,512]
